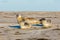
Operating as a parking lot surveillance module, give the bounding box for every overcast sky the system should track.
[0,0,60,11]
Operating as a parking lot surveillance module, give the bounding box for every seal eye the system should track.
[24,22,29,25]
[39,18,46,21]
[39,18,46,24]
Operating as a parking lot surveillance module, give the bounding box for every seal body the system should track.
[16,14,51,29]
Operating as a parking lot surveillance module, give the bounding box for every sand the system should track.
[0,12,60,40]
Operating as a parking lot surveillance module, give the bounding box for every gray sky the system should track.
[0,0,60,11]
